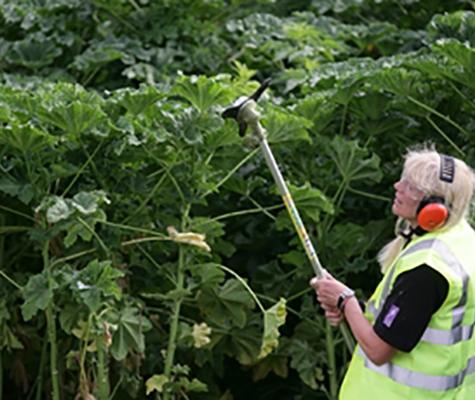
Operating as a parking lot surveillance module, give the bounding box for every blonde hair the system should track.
[378,147,475,273]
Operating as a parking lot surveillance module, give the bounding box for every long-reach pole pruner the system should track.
[222,79,355,351]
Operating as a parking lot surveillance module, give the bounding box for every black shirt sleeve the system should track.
[373,264,449,352]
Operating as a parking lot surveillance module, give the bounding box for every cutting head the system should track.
[222,78,271,136]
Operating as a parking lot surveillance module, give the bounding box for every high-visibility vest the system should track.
[340,220,475,399]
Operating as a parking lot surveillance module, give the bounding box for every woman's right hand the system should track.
[323,308,344,326]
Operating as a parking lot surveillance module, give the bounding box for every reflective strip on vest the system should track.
[368,238,473,345]
[359,348,475,391]
[402,239,469,329]
[421,324,474,345]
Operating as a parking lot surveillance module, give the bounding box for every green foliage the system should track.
[1,1,475,399]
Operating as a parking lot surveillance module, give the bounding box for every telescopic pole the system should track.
[236,99,355,352]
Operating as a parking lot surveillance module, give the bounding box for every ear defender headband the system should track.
[416,155,455,231]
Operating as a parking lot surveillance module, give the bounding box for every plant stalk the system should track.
[0,350,2,400]
[326,322,338,400]
[44,242,60,400]
[96,334,110,400]
[35,333,48,400]
[163,245,185,400]
[163,206,190,400]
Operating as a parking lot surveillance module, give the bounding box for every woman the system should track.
[311,148,475,399]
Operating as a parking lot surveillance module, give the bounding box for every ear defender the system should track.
[417,196,449,231]
[416,154,454,231]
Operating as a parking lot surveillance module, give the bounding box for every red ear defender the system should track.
[415,154,454,231]
[417,196,449,231]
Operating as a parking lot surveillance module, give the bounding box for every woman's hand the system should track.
[310,273,351,326]
[323,308,344,327]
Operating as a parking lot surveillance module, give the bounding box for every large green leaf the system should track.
[172,76,230,113]
[1,325,23,350]
[0,122,52,153]
[433,39,475,89]
[112,86,163,116]
[275,182,334,230]
[213,323,262,366]
[0,176,22,198]
[21,272,57,321]
[263,107,312,144]
[6,34,62,69]
[295,90,339,131]
[326,136,383,185]
[191,263,226,290]
[198,278,255,328]
[0,301,23,350]
[110,307,152,361]
[73,259,125,312]
[370,66,428,98]
[258,298,287,359]
[146,375,169,395]
[428,11,475,45]
[35,191,109,247]
[252,353,288,381]
[288,338,323,390]
[38,101,107,136]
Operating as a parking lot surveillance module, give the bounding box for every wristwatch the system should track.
[337,288,355,311]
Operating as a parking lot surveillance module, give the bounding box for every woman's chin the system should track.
[391,203,399,216]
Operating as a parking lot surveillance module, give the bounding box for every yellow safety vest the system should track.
[340,220,475,399]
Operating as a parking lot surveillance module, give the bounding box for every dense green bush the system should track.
[1,1,475,399]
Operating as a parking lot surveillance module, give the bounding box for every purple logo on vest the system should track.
[383,304,400,328]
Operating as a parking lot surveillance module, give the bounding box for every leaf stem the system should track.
[0,270,22,290]
[62,141,103,197]
[127,0,141,11]
[77,217,110,257]
[448,81,475,111]
[347,186,391,202]
[109,373,123,400]
[202,148,260,198]
[0,226,30,233]
[123,170,167,223]
[121,237,167,246]
[0,217,21,290]
[246,196,276,220]
[194,204,283,226]
[339,103,348,136]
[218,264,265,313]
[136,244,176,286]
[425,116,465,157]
[101,220,166,237]
[407,95,469,137]
[0,205,35,221]
[286,286,313,302]
[50,248,97,269]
